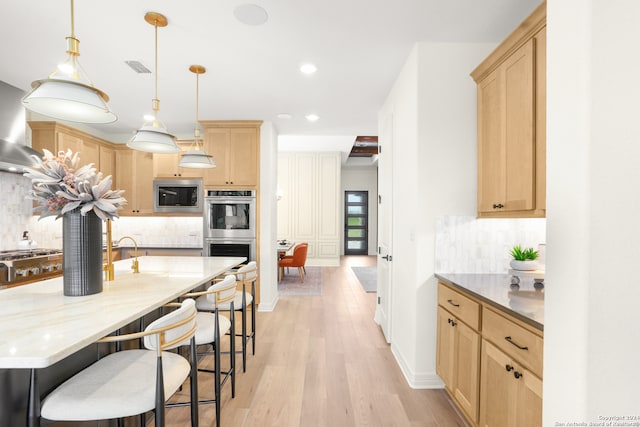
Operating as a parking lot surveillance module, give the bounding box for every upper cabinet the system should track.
[114,148,154,216]
[471,3,546,218]
[153,141,205,179]
[28,121,116,180]
[200,121,262,188]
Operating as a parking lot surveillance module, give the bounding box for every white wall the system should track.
[379,41,496,387]
[258,121,279,311]
[545,0,640,422]
[340,167,378,256]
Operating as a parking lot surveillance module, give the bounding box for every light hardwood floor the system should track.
[162,256,467,427]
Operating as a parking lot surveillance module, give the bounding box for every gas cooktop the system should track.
[0,249,62,261]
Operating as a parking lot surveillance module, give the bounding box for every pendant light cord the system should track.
[154,21,158,107]
[70,0,75,38]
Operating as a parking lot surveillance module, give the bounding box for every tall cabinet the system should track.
[472,2,546,218]
[200,121,261,188]
[277,152,341,266]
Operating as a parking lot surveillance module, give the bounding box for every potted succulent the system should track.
[509,245,539,271]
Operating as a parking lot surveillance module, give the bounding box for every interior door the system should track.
[376,113,393,343]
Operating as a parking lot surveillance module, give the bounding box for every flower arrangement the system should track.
[23,149,126,220]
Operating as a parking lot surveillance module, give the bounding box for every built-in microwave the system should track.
[153,179,203,213]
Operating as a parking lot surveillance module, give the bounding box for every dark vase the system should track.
[62,208,103,296]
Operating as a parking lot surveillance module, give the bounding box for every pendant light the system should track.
[127,12,180,154]
[22,0,116,124]
[178,65,215,169]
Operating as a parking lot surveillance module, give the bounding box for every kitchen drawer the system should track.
[482,307,543,377]
[438,283,480,331]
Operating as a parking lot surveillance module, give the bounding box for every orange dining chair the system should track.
[278,243,308,282]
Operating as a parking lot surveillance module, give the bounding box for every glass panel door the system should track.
[344,191,368,255]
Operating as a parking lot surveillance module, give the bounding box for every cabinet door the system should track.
[477,67,504,214]
[454,320,480,423]
[436,307,456,389]
[134,152,154,215]
[153,152,181,177]
[515,367,543,427]
[228,128,258,186]
[81,138,100,170]
[57,132,82,155]
[115,149,135,215]
[99,145,116,180]
[503,39,534,211]
[480,340,515,427]
[203,128,230,186]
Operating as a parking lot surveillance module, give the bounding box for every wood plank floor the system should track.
[162,256,467,427]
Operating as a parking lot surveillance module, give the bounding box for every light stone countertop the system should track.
[0,256,245,369]
[435,273,544,330]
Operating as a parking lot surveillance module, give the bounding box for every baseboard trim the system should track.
[391,343,445,389]
[258,294,279,312]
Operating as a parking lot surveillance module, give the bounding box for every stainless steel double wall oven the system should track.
[203,190,256,261]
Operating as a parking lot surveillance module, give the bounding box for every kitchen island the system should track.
[0,255,245,426]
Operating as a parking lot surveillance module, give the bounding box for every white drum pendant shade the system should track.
[23,79,116,124]
[128,124,179,154]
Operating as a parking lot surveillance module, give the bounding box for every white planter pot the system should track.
[510,260,538,271]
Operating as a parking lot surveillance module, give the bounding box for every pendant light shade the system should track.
[179,65,215,168]
[22,1,116,124]
[128,12,179,154]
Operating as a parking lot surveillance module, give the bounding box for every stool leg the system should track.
[251,283,256,355]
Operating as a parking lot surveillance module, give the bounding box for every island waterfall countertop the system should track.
[0,256,245,369]
[435,273,544,330]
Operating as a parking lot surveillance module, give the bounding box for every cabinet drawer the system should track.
[438,283,480,331]
[482,307,543,377]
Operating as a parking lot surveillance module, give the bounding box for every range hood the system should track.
[0,80,41,173]
[0,139,40,173]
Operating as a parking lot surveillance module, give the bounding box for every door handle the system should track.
[382,255,392,261]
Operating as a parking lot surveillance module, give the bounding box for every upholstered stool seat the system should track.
[41,298,199,427]
[41,349,190,421]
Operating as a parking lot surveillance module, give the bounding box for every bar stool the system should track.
[183,274,237,427]
[40,299,199,427]
[214,261,257,372]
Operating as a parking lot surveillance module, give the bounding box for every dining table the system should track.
[0,255,246,426]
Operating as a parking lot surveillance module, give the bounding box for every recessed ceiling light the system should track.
[305,114,319,122]
[234,4,269,26]
[277,113,292,119]
[300,63,317,74]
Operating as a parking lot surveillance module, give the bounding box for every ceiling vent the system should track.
[125,60,152,74]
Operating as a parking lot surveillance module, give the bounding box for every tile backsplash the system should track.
[435,215,546,273]
[0,172,33,250]
[1,171,203,250]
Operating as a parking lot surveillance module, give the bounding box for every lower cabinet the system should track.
[479,340,542,427]
[436,306,480,423]
[437,282,543,426]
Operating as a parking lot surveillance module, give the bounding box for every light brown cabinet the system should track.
[153,141,205,179]
[472,3,546,218]
[436,284,481,424]
[200,121,261,188]
[29,121,117,181]
[437,283,543,426]
[479,308,543,427]
[115,148,154,216]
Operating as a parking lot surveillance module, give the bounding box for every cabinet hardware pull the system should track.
[451,320,457,327]
[505,336,529,350]
[448,318,452,325]
[447,299,460,307]
[505,364,513,372]
[514,371,522,379]
[492,203,504,209]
